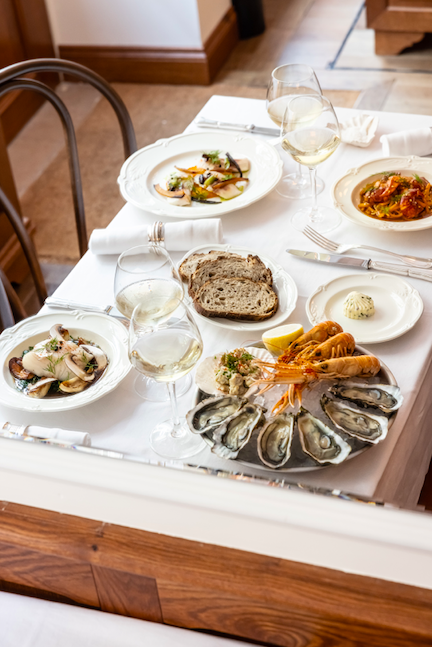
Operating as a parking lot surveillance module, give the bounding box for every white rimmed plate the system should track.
[178,244,298,332]
[332,155,432,231]
[306,273,423,344]
[117,132,282,218]
[0,311,131,412]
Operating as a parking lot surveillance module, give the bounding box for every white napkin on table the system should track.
[340,113,379,147]
[380,127,432,157]
[1,423,91,446]
[89,219,223,254]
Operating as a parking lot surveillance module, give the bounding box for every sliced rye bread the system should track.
[179,250,241,282]
[188,254,273,299]
[193,277,278,322]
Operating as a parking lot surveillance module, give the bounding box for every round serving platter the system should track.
[192,343,399,473]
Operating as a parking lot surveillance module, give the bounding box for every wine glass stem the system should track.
[167,381,182,438]
[308,167,319,220]
[296,162,303,181]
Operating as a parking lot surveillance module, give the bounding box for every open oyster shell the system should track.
[329,381,402,413]
[257,413,294,469]
[186,395,247,435]
[297,407,351,465]
[321,394,388,444]
[212,403,266,460]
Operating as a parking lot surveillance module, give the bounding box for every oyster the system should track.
[257,413,294,469]
[212,403,265,460]
[321,394,388,444]
[186,395,247,434]
[297,407,351,465]
[329,381,403,413]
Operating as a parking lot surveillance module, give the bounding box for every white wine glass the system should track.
[266,63,325,200]
[129,297,206,459]
[282,95,341,233]
[114,244,191,401]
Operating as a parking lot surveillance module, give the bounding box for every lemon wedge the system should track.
[262,324,304,356]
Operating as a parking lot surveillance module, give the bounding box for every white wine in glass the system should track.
[114,245,191,401]
[266,64,325,199]
[282,95,341,233]
[129,298,206,460]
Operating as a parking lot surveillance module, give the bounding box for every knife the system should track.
[195,116,280,137]
[286,249,432,282]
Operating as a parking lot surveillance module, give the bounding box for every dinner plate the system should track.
[306,273,423,344]
[0,311,131,412]
[332,155,432,231]
[117,132,283,218]
[178,244,298,332]
[191,343,399,473]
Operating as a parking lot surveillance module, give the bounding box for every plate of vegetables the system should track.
[117,132,283,218]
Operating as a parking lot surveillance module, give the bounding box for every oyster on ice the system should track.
[297,407,351,465]
[257,413,294,469]
[321,394,388,444]
[329,381,402,413]
[212,403,265,460]
[186,395,247,434]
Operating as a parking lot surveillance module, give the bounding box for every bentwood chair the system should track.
[0,273,15,331]
[0,58,137,309]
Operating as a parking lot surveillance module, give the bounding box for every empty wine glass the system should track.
[129,298,206,459]
[114,244,192,401]
[281,95,341,233]
[266,63,325,199]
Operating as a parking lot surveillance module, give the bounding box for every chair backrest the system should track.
[0,58,137,258]
[0,272,15,331]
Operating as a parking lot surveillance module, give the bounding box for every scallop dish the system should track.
[8,323,108,399]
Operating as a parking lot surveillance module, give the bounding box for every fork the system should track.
[302,225,432,269]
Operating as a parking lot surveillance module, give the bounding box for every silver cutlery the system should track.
[44,297,129,326]
[302,225,432,269]
[287,249,432,282]
[195,116,279,137]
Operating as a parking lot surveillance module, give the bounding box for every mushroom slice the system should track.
[64,354,95,382]
[9,357,34,380]
[59,377,87,394]
[80,345,108,371]
[49,324,70,341]
[154,184,185,199]
[27,377,57,398]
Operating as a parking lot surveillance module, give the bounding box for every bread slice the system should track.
[189,254,273,298]
[179,251,241,282]
[193,277,278,322]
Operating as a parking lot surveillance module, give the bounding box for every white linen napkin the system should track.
[89,219,223,254]
[340,113,379,147]
[1,422,91,446]
[380,128,432,157]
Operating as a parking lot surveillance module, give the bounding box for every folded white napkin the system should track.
[340,113,379,148]
[89,219,223,254]
[380,128,432,157]
[1,423,91,446]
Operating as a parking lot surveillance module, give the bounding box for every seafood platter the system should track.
[186,321,403,473]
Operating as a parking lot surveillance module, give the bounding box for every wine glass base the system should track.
[150,418,206,459]
[134,374,192,401]
[276,172,324,200]
[291,207,341,233]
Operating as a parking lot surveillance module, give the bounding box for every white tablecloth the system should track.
[3,96,432,509]
[0,592,255,647]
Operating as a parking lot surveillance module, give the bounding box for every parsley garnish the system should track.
[414,173,424,185]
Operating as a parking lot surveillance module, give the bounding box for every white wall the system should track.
[45,0,231,49]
